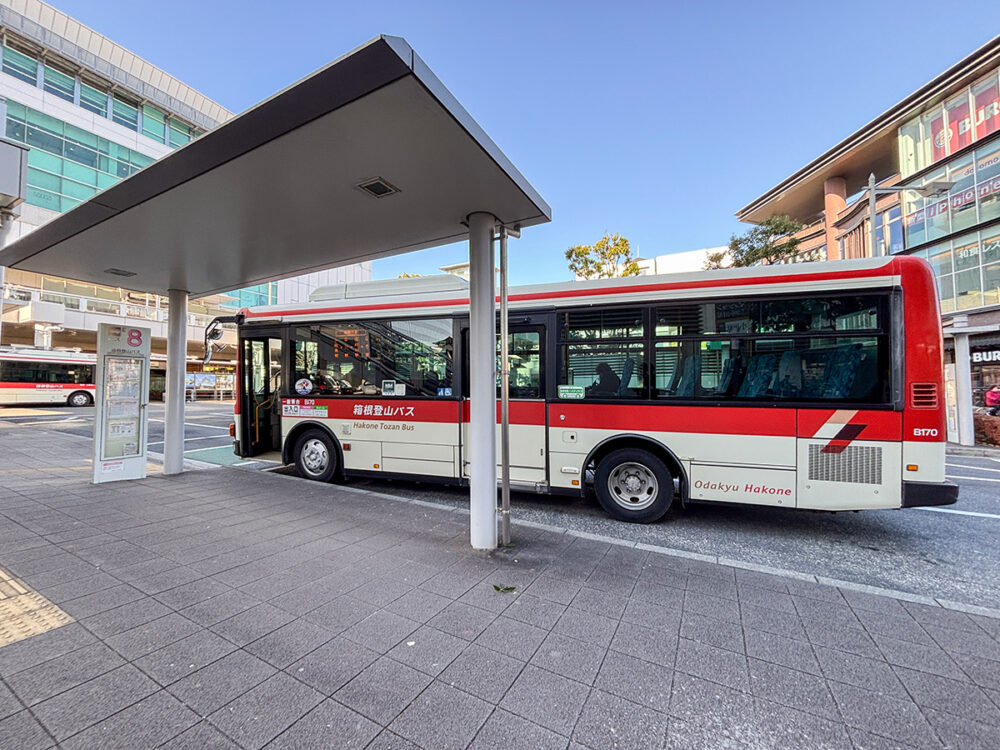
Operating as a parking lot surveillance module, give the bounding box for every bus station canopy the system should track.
[0,35,551,297]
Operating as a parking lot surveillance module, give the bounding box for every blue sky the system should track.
[53,1,996,284]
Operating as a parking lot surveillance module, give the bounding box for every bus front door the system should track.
[240,336,283,457]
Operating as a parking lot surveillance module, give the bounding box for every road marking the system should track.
[148,436,228,446]
[147,419,229,430]
[915,506,1000,519]
[947,474,1000,484]
[182,445,234,454]
[946,462,1000,473]
[0,418,87,426]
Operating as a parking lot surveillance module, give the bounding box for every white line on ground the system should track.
[182,445,234,454]
[946,462,1000,473]
[148,436,228,446]
[915,506,1000,519]
[946,474,1000,484]
[147,419,229,430]
[0,418,87,425]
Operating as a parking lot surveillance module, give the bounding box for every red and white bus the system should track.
[0,347,96,407]
[221,256,957,523]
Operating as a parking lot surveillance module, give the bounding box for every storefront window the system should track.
[977,138,1000,223]
[972,72,1000,142]
[903,190,925,247]
[955,267,983,310]
[898,118,922,178]
[938,273,955,313]
[946,92,974,154]
[948,156,977,233]
[982,260,1000,307]
[899,72,1000,176]
[922,108,947,165]
[886,207,904,254]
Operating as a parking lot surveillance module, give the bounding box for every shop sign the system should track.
[971,349,1000,363]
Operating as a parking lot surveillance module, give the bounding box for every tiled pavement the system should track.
[1,424,999,749]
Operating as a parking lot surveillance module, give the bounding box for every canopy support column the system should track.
[468,212,498,550]
[164,288,188,475]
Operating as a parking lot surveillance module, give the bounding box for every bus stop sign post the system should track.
[93,323,151,483]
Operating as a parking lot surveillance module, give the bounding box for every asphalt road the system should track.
[3,400,999,610]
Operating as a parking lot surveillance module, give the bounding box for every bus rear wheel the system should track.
[594,447,673,523]
[294,428,338,482]
[67,391,92,407]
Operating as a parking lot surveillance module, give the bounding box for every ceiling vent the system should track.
[357,177,400,198]
[104,268,137,277]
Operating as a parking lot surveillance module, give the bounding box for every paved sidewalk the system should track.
[1,424,999,749]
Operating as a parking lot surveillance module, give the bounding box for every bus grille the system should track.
[808,444,882,484]
[910,383,938,408]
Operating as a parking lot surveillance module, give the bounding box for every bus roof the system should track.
[0,346,95,363]
[242,256,916,324]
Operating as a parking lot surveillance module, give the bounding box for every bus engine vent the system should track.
[808,444,882,484]
[910,383,938,408]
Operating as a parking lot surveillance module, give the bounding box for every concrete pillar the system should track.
[823,177,847,260]
[953,331,974,446]
[468,212,498,550]
[164,288,188,474]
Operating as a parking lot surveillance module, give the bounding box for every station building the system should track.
[0,0,369,392]
[737,34,1000,419]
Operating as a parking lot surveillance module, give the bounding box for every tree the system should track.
[705,215,804,269]
[565,233,641,279]
[397,272,420,278]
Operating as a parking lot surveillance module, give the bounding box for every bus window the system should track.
[292,318,453,398]
[557,307,646,400]
[497,330,543,399]
[733,336,888,403]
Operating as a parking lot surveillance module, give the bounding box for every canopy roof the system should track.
[0,35,550,297]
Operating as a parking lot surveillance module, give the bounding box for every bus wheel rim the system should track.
[607,461,658,511]
[71,393,88,406]
[301,438,329,475]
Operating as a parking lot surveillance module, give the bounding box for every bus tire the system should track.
[67,391,92,407]
[594,447,673,523]
[294,428,338,482]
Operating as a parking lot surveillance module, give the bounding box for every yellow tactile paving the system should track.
[0,566,74,648]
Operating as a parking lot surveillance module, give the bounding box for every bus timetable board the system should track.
[93,323,151,484]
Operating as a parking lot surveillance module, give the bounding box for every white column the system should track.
[468,212,497,550]
[164,288,188,474]
[954,332,974,447]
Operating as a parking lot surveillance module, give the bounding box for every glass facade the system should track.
[1,42,201,148]
[898,70,1000,177]
[908,228,1000,314]
[902,136,1000,247]
[222,283,278,308]
[4,100,154,212]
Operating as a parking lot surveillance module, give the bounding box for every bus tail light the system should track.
[228,423,235,437]
[910,383,938,408]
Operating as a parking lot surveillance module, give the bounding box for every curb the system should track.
[946,444,1000,458]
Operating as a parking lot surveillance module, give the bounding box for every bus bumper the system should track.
[901,480,959,508]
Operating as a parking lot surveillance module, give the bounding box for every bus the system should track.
[0,347,96,407]
[220,256,957,523]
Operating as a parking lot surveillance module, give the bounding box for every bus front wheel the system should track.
[67,391,92,407]
[294,428,338,482]
[594,448,673,523]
